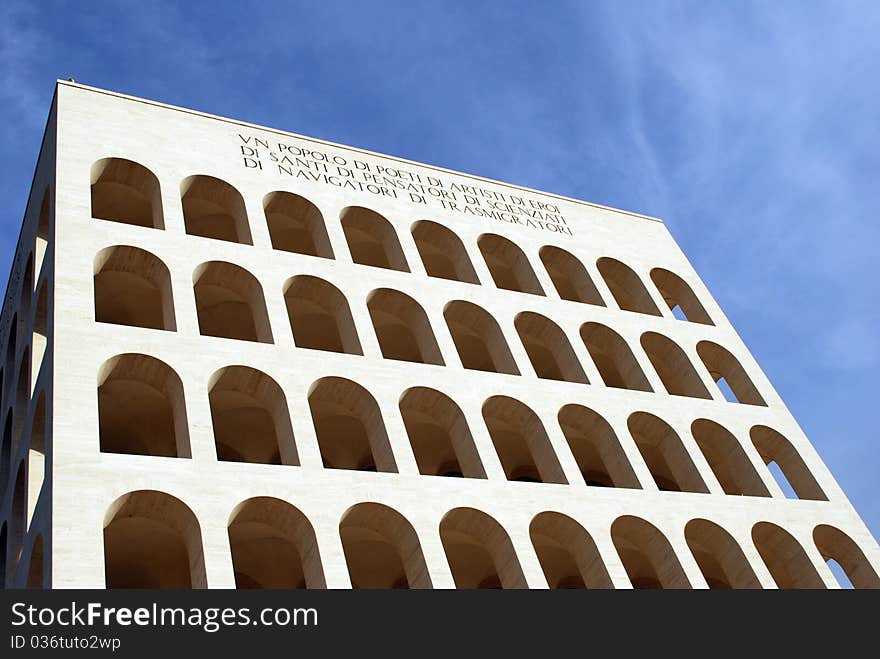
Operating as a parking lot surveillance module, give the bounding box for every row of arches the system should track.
[103,490,880,589]
[90,158,711,322]
[96,355,821,501]
[93,247,762,403]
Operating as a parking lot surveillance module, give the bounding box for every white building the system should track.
[2,80,878,588]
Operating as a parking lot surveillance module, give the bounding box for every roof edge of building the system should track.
[55,79,665,225]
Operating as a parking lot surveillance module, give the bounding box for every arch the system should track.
[515,312,587,383]
[104,490,206,588]
[812,525,880,589]
[181,175,252,244]
[0,523,6,588]
[751,522,825,589]
[31,282,48,388]
[557,405,640,488]
[340,206,409,271]
[685,519,760,588]
[399,387,485,478]
[308,377,396,472]
[539,245,604,305]
[209,366,297,465]
[228,497,324,589]
[13,348,30,450]
[691,419,769,497]
[580,322,652,391]
[35,186,50,277]
[650,268,713,325]
[367,289,444,365]
[750,426,826,501]
[627,413,707,493]
[90,158,163,229]
[27,534,43,588]
[1,411,11,493]
[611,516,690,589]
[27,393,46,527]
[443,301,519,374]
[340,503,430,589]
[696,341,766,406]
[193,261,273,343]
[9,463,26,575]
[440,508,526,588]
[93,245,176,331]
[477,233,544,295]
[530,512,613,589]
[411,220,479,283]
[97,353,190,458]
[482,396,566,484]
[284,276,362,354]
[263,191,333,257]
[596,258,661,315]
[640,332,710,398]
[21,253,34,317]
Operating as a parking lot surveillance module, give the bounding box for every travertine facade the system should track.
[1,80,878,589]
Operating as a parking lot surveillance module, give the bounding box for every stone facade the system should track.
[1,80,878,588]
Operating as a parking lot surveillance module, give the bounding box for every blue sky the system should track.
[2,2,878,543]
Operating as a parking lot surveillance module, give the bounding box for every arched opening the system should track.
[557,404,640,488]
[441,508,526,588]
[812,525,880,589]
[596,258,660,315]
[340,206,409,271]
[308,377,396,472]
[399,387,485,478]
[228,497,324,589]
[0,523,6,588]
[209,366,297,465]
[284,276,362,354]
[193,261,273,343]
[580,323,652,391]
[691,419,769,497]
[640,332,710,398]
[181,175,252,244]
[31,283,48,388]
[627,412,708,493]
[340,503,430,589]
[482,396,566,484]
[685,519,760,589]
[27,393,46,527]
[1,411,11,491]
[13,349,30,449]
[9,463,26,575]
[367,289,444,365]
[650,268,713,325]
[21,253,34,317]
[697,341,766,406]
[411,220,479,283]
[750,426,826,501]
[5,316,16,394]
[477,233,544,295]
[752,522,825,589]
[35,187,50,277]
[97,353,190,458]
[530,512,613,589]
[443,301,519,374]
[93,246,176,331]
[515,312,587,383]
[611,516,690,589]
[263,191,333,258]
[90,158,163,229]
[104,490,206,588]
[539,246,604,305]
[27,535,43,588]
